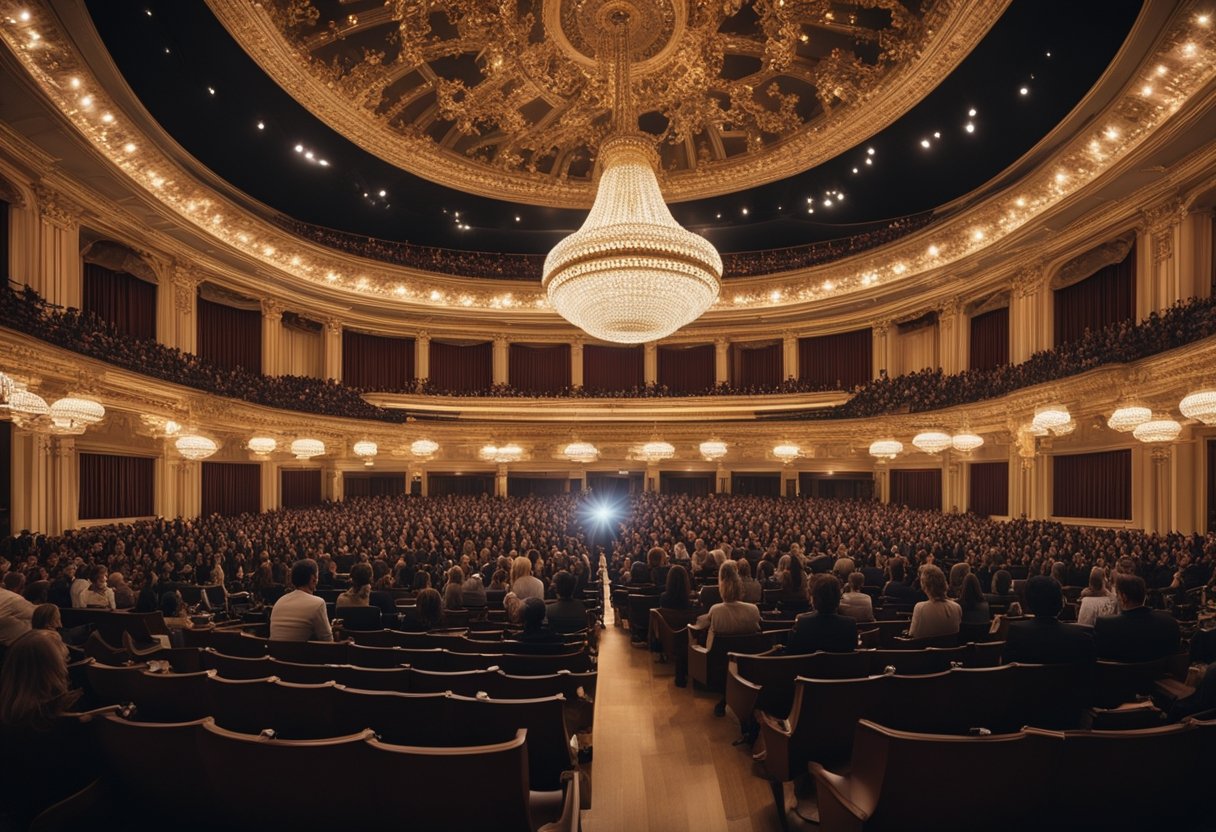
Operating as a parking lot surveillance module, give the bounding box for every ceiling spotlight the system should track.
[865,158,872,165]
[1019,86,1029,95]
[968,108,977,117]
[927,244,940,257]
[1141,84,1153,96]
[920,139,930,148]
[964,122,975,133]
[866,147,875,155]
[294,144,303,153]
[933,131,940,139]
[207,86,216,96]
[378,189,386,197]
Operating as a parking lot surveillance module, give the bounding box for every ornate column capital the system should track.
[872,319,891,337]
[938,297,961,318]
[713,336,729,349]
[416,329,430,344]
[324,317,343,336]
[493,334,509,347]
[1012,264,1047,298]
[33,184,82,230]
[260,299,285,321]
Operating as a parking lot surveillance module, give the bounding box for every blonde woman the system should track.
[503,556,544,623]
[705,560,761,650]
[908,564,961,639]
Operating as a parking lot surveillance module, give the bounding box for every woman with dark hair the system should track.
[908,565,961,639]
[776,554,809,612]
[337,563,373,607]
[402,588,443,632]
[959,573,990,625]
[442,566,465,611]
[660,565,694,609]
[737,559,762,603]
[985,569,1022,617]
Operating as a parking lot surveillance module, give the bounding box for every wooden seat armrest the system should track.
[729,669,762,695]
[756,710,794,781]
[809,763,869,832]
[537,770,580,832]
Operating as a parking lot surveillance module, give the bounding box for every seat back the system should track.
[346,643,411,669]
[334,606,382,631]
[627,594,663,642]
[205,675,279,735]
[481,670,598,703]
[496,651,592,675]
[783,675,886,772]
[183,627,267,657]
[128,670,214,722]
[329,687,452,744]
[200,649,273,680]
[734,651,868,718]
[85,661,148,706]
[406,667,497,695]
[334,664,411,692]
[93,716,216,819]
[1092,657,1169,707]
[864,646,966,676]
[963,640,1005,667]
[267,639,350,665]
[394,647,449,671]
[198,720,371,828]
[266,658,341,684]
[450,694,575,791]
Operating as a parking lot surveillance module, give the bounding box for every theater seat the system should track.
[127,669,214,722]
[84,661,149,706]
[688,630,771,693]
[725,650,868,735]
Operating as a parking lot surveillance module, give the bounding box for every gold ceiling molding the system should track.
[0,2,1213,320]
[208,0,1005,207]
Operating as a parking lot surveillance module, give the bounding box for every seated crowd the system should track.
[5,285,1214,417]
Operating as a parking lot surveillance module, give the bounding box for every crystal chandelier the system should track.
[699,440,728,462]
[0,374,49,420]
[1132,415,1182,444]
[911,430,952,454]
[542,14,721,343]
[773,443,801,464]
[175,434,218,461]
[951,432,984,453]
[353,440,378,466]
[290,438,325,460]
[480,443,523,463]
[48,397,105,434]
[1107,404,1151,432]
[562,441,599,463]
[1180,389,1216,424]
[1031,404,1071,433]
[638,440,675,463]
[410,438,439,460]
[868,439,903,460]
[247,436,277,456]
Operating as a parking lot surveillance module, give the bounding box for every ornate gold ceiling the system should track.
[208,0,1006,207]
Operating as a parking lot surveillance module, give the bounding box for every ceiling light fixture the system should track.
[290,438,325,460]
[353,440,378,466]
[1179,389,1216,424]
[1132,416,1182,444]
[911,431,953,454]
[48,397,105,433]
[542,15,721,344]
[868,439,903,460]
[175,434,218,461]
[410,438,439,460]
[638,439,675,463]
[247,437,277,456]
[773,443,801,464]
[562,441,599,463]
[699,440,728,462]
[1107,404,1152,432]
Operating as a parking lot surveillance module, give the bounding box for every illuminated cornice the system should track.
[0,2,1213,324]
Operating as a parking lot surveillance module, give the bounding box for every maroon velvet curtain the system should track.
[507,477,567,497]
[342,330,415,391]
[658,344,714,393]
[1054,247,1136,347]
[509,343,571,394]
[969,307,1009,371]
[1208,440,1216,532]
[197,297,261,373]
[79,453,154,520]
[969,461,1009,517]
[428,341,492,392]
[660,473,713,496]
[201,462,260,517]
[83,264,157,342]
[1052,450,1131,520]
[281,469,323,509]
[799,472,874,500]
[0,421,11,538]
[0,201,8,281]
[799,328,872,389]
[583,345,644,391]
[890,468,942,511]
[343,473,406,498]
[731,473,781,497]
[730,342,782,388]
[428,474,494,496]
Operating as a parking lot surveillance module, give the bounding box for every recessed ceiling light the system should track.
[1019,86,1029,95]
[964,122,975,133]
[920,139,930,148]
[968,108,977,117]
[257,121,265,130]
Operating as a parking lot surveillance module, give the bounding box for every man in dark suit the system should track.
[1004,576,1095,666]
[786,575,857,655]
[1094,575,1180,663]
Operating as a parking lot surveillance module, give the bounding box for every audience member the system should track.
[1004,576,1095,666]
[838,572,875,623]
[269,559,332,642]
[786,574,858,655]
[908,565,961,639]
[1093,575,1181,663]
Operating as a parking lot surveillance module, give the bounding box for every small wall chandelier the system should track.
[247,436,277,456]
[480,443,523,463]
[353,440,378,466]
[1180,389,1216,424]
[699,440,728,462]
[542,13,721,343]
[290,438,325,460]
[773,443,802,464]
[48,397,105,434]
[638,439,675,463]
[951,431,984,453]
[1132,415,1182,444]
[175,434,218,461]
[1107,404,1151,432]
[0,373,49,421]
[1031,404,1071,433]
[410,438,439,460]
[869,439,903,460]
[562,441,599,463]
[911,431,952,454]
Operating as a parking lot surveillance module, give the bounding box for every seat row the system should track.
[812,718,1215,831]
[89,715,579,832]
[345,627,590,652]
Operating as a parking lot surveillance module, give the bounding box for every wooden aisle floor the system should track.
[581,614,783,832]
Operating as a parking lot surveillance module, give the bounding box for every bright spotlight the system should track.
[593,505,613,523]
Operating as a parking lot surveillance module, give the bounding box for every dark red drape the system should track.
[0,421,10,538]
[799,472,874,500]
[0,201,8,281]
[343,473,406,498]
[281,469,322,509]
[78,453,154,520]
[731,473,781,497]
[507,477,567,497]
[1208,440,1216,532]
[1052,450,1131,520]
[969,307,1009,371]
[342,330,415,391]
[1054,246,1135,347]
[658,344,714,393]
[730,342,782,388]
[799,328,872,389]
[428,341,492,392]
[890,468,943,512]
[83,263,157,342]
[197,297,261,374]
[202,462,260,517]
[509,343,571,394]
[582,345,644,392]
[660,473,713,496]
[587,473,643,497]
[428,474,493,496]
[969,461,1009,517]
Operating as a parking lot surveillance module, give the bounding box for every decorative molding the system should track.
[260,298,285,320]
[33,184,79,230]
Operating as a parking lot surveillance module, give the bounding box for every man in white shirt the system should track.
[70,566,91,609]
[0,576,36,646]
[838,572,875,623]
[270,559,333,642]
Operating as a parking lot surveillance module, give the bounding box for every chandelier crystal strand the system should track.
[410,438,439,459]
[48,397,105,432]
[868,439,903,460]
[1031,404,1071,433]
[639,440,675,462]
[353,440,378,466]
[951,431,984,452]
[1132,416,1182,443]
[699,440,728,461]
[290,438,325,460]
[542,15,721,343]
[563,441,600,463]
[247,436,277,455]
[911,430,952,454]
[175,434,218,461]
[1107,404,1152,432]
[1180,389,1216,425]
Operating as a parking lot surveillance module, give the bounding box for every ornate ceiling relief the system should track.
[209,0,1005,206]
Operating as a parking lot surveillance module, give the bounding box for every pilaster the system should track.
[495,463,508,498]
[323,319,343,382]
[571,337,584,389]
[492,335,509,386]
[644,342,658,386]
[782,331,798,381]
[714,337,729,386]
[34,184,81,309]
[415,331,430,384]
[260,299,284,377]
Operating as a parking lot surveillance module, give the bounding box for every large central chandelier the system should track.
[542,15,721,344]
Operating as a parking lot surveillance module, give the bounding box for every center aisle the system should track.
[581,609,781,832]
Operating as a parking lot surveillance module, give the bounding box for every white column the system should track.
[415,331,430,384]
[782,331,798,382]
[5,188,39,288]
[645,464,659,494]
[10,430,52,534]
[784,470,799,498]
[171,460,201,520]
[1150,446,1173,533]
[1140,199,1190,314]
[871,321,894,378]
[492,335,509,386]
[571,338,584,389]
[938,299,966,374]
[260,460,280,512]
[495,464,509,498]
[323,319,343,382]
[716,466,730,494]
[874,466,889,504]
[34,185,81,309]
[714,337,729,386]
[644,342,658,386]
[170,266,199,354]
[260,300,284,376]
[50,436,77,534]
[942,453,964,514]
[1180,209,1213,300]
[325,465,343,502]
